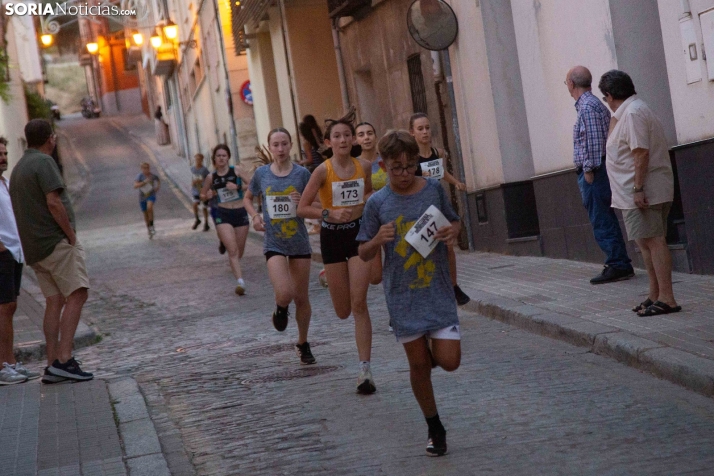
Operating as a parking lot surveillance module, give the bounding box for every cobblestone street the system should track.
[46,117,714,474]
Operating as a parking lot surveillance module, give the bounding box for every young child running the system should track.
[409,113,471,306]
[244,128,316,365]
[190,153,210,231]
[357,130,461,457]
[133,162,160,238]
[200,144,251,295]
[298,118,376,394]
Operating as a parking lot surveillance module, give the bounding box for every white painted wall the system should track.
[510,0,618,176]
[246,24,274,157]
[444,0,504,190]
[0,14,30,176]
[658,0,714,144]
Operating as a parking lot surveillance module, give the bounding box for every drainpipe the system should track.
[679,0,691,18]
[211,0,239,163]
[440,49,474,251]
[331,17,350,113]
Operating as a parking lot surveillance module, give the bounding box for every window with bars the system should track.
[407,54,427,114]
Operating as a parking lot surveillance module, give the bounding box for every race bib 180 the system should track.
[405,205,452,258]
[421,159,445,180]
[217,187,240,203]
[266,195,296,219]
[332,178,364,207]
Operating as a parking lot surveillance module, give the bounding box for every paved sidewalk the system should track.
[0,380,125,476]
[456,252,714,396]
[119,112,714,398]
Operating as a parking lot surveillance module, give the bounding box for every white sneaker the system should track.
[356,363,376,395]
[235,278,246,296]
[12,362,40,380]
[0,363,27,385]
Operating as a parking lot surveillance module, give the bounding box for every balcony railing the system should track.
[328,0,372,19]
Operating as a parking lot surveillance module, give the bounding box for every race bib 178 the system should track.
[332,178,364,207]
[405,205,452,258]
[266,195,296,219]
[218,187,240,203]
[421,159,445,180]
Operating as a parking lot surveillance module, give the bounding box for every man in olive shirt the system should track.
[10,119,93,382]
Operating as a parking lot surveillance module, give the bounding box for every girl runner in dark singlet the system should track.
[409,113,471,306]
[200,144,251,296]
[298,118,377,394]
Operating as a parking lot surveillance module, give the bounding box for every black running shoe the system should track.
[219,242,226,254]
[192,219,201,230]
[203,223,210,232]
[47,358,93,381]
[41,367,68,384]
[454,285,471,306]
[590,265,635,285]
[272,306,289,332]
[426,430,448,457]
[295,342,316,365]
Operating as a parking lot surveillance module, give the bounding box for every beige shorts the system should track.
[622,202,672,241]
[31,239,90,298]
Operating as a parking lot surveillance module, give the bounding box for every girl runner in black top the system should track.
[409,113,471,306]
[200,144,251,296]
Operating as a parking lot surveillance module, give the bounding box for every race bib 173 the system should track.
[266,195,296,219]
[405,205,452,258]
[332,178,364,207]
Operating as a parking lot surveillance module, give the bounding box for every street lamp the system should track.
[163,21,178,40]
[86,42,99,54]
[132,32,144,45]
[40,34,53,47]
[150,35,162,49]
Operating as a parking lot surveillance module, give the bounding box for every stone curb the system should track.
[462,290,714,398]
[108,377,171,476]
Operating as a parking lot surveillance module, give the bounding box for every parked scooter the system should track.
[80,97,100,118]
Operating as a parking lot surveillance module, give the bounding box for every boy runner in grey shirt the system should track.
[357,130,461,457]
[190,153,210,231]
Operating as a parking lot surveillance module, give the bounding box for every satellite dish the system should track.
[406,0,458,51]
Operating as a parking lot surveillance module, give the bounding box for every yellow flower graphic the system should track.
[394,215,435,289]
[265,185,299,240]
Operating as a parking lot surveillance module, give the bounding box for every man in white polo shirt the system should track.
[598,70,681,317]
[0,137,40,384]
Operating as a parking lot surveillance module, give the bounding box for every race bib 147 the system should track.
[405,205,452,258]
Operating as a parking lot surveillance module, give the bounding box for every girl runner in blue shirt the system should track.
[244,128,316,365]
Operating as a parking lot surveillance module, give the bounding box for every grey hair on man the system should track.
[568,65,592,89]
